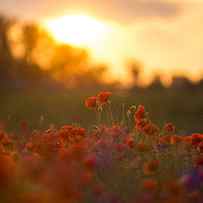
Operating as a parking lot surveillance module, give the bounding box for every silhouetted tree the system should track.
[22,23,39,64]
[50,44,89,82]
[171,76,194,90]
[0,16,15,88]
[128,59,142,85]
[0,15,109,91]
[148,75,164,90]
[0,16,13,63]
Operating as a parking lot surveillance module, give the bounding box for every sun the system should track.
[42,14,129,82]
[42,14,109,47]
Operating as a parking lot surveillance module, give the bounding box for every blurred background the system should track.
[0,0,203,133]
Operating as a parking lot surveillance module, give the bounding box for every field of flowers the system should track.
[0,91,203,203]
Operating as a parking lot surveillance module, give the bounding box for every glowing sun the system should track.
[43,14,109,47]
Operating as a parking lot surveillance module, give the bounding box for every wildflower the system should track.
[159,135,171,144]
[191,133,203,146]
[135,119,148,132]
[134,105,145,121]
[97,91,112,104]
[85,96,97,109]
[125,136,134,148]
[164,122,176,133]
[0,154,16,188]
[180,169,203,192]
[84,155,97,169]
[143,179,158,192]
[115,143,126,152]
[183,135,193,144]
[197,141,203,152]
[195,156,203,167]
[143,160,160,175]
[59,125,86,145]
[25,142,33,151]
[142,122,159,136]
[1,134,12,146]
[20,120,29,132]
[170,135,182,145]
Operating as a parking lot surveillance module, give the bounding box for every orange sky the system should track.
[1,0,203,84]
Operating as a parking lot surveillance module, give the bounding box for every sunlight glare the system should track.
[43,15,109,47]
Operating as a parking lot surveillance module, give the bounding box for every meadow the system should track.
[0,13,203,203]
[0,91,203,203]
[1,86,203,133]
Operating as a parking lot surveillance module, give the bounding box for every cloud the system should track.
[1,0,203,83]
[49,0,181,23]
[0,0,181,22]
[86,1,203,83]
[99,0,181,22]
[120,2,203,81]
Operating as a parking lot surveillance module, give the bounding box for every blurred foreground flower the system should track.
[85,96,97,109]
[97,91,112,104]
[0,91,201,202]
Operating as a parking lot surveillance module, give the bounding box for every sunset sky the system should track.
[1,0,203,84]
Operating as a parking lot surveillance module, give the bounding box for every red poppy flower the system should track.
[143,179,158,191]
[134,105,145,121]
[97,91,112,104]
[85,96,97,108]
[164,122,176,133]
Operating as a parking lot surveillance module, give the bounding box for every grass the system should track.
[0,91,203,202]
[1,87,203,133]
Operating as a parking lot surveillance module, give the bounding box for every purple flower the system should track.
[180,168,203,191]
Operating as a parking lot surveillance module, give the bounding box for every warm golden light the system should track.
[42,15,132,83]
[43,15,109,47]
